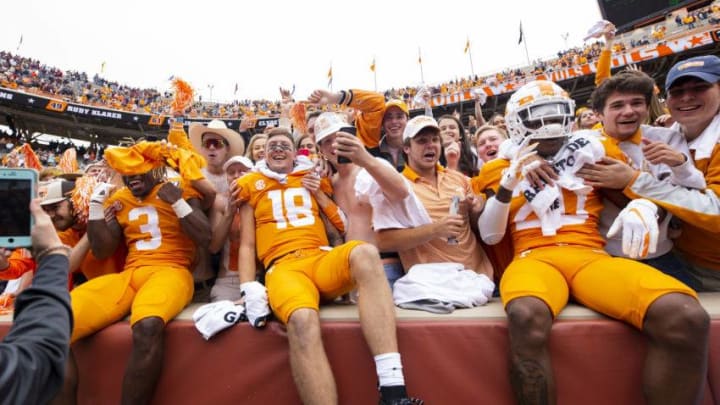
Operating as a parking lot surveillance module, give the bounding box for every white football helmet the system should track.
[505,80,575,145]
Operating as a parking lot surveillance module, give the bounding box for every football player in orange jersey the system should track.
[236,128,421,405]
[60,158,211,405]
[476,80,708,405]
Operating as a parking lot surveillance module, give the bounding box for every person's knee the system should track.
[131,317,165,349]
[349,244,382,280]
[287,308,322,350]
[506,297,553,351]
[645,294,710,348]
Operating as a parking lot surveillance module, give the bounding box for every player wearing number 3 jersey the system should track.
[236,128,421,405]
[58,141,212,404]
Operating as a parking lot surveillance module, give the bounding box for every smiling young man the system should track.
[39,179,125,287]
[235,128,421,405]
[577,57,720,291]
[308,88,410,171]
[576,70,705,288]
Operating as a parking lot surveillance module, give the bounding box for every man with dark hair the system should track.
[577,70,705,288]
[578,55,720,291]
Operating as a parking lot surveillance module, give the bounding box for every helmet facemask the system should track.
[505,80,576,146]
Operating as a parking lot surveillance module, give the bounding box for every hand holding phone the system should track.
[336,126,356,164]
[0,169,37,248]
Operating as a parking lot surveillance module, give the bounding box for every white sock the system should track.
[374,352,405,387]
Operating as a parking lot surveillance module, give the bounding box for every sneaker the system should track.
[378,397,424,405]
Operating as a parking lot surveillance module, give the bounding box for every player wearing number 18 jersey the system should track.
[475,80,708,405]
[236,128,421,405]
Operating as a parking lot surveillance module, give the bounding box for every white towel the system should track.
[192,300,246,340]
[393,263,494,311]
[255,155,314,184]
[517,133,603,235]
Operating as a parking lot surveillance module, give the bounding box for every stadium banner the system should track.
[0,88,279,131]
[429,27,719,108]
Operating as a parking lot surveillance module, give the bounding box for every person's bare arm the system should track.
[237,203,257,284]
[375,215,463,252]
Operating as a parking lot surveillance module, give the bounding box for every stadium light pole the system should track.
[561,32,569,49]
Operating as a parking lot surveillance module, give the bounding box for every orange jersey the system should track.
[236,171,333,268]
[105,181,201,269]
[473,134,623,255]
[58,228,126,281]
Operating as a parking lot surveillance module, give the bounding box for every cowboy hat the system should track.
[189,119,246,158]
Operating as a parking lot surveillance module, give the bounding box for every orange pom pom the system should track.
[290,102,308,135]
[21,144,43,171]
[170,78,195,115]
[58,148,79,174]
[71,176,99,226]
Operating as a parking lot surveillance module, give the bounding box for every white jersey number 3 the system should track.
[128,206,163,250]
[267,188,315,229]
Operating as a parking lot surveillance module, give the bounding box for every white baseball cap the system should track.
[222,155,254,172]
[313,112,349,144]
[402,116,440,142]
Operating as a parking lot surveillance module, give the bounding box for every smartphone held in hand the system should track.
[0,168,37,247]
[337,126,356,164]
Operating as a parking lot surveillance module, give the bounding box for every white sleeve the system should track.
[478,196,510,245]
[669,155,707,189]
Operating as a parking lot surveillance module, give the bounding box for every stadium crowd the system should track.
[1,2,718,124]
[1,8,719,405]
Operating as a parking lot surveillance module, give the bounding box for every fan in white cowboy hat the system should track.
[189,119,246,194]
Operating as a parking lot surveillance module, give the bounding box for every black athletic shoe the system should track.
[378,397,424,405]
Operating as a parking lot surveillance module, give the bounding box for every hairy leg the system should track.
[350,244,397,355]
[287,308,337,405]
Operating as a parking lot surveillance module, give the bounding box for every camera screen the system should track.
[0,179,32,236]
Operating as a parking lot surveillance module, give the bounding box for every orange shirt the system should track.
[236,171,333,268]
[400,164,493,276]
[0,249,35,280]
[105,181,201,269]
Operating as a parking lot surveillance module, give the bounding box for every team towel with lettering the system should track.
[393,263,495,314]
[518,133,604,236]
[192,300,246,340]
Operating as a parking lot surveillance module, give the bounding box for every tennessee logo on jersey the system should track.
[106,180,201,269]
[236,171,333,267]
[473,133,615,254]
